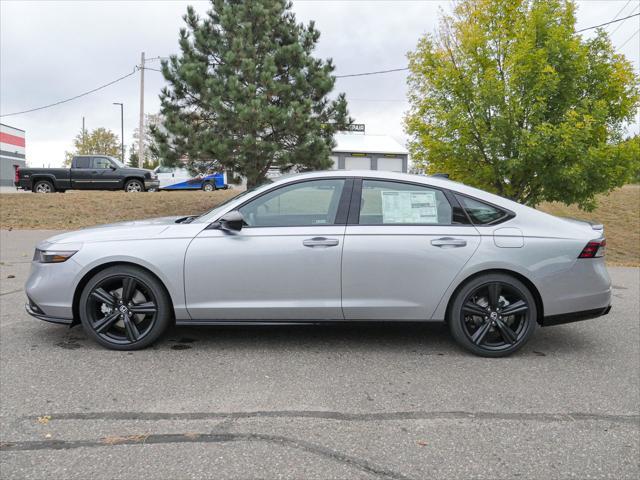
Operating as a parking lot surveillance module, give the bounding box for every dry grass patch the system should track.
[0,190,239,230]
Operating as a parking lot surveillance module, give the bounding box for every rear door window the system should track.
[359,180,453,225]
[74,157,90,168]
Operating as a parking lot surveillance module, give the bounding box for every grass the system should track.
[0,190,238,230]
[1,184,638,265]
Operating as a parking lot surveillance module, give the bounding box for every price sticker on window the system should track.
[381,190,438,224]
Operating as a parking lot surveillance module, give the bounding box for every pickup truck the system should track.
[14,155,159,193]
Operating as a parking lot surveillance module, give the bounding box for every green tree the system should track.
[405,0,639,209]
[152,0,351,188]
[64,127,121,166]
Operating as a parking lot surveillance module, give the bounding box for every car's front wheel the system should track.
[448,273,536,357]
[79,265,172,350]
[124,179,144,192]
[202,182,215,192]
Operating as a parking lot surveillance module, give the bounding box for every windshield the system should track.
[194,179,274,222]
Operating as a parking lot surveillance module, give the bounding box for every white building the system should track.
[330,133,409,173]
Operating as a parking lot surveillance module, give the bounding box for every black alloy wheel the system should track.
[449,273,536,357]
[79,266,171,350]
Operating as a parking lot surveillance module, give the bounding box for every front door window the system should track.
[238,179,346,227]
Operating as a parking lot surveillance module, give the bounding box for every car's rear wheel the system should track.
[79,265,171,350]
[202,182,215,192]
[33,180,54,193]
[448,273,536,357]
[124,179,144,192]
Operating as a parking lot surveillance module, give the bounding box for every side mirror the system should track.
[110,165,117,170]
[218,211,244,232]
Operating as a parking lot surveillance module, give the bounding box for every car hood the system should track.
[40,216,192,246]
[119,167,154,176]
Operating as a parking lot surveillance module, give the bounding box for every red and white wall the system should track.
[0,123,26,187]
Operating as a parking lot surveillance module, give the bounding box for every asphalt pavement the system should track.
[1,229,638,480]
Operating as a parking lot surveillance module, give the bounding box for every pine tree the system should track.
[152,0,351,188]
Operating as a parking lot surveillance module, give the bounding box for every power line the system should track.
[619,28,640,48]
[335,67,409,78]
[0,67,139,118]
[609,4,640,36]
[576,12,640,32]
[608,0,633,25]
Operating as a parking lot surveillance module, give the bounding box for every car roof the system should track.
[268,170,523,212]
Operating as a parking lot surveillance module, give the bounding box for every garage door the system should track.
[344,156,371,170]
[377,157,403,172]
[330,156,339,169]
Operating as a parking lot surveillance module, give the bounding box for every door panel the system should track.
[92,157,121,189]
[185,177,350,321]
[342,178,480,320]
[184,226,345,320]
[70,156,93,189]
[342,225,480,320]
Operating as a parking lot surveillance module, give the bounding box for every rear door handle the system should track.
[431,237,467,248]
[303,237,339,248]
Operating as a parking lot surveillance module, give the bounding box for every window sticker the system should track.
[381,190,438,224]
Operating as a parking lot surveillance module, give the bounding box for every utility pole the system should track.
[138,51,145,168]
[113,103,124,163]
[82,117,86,150]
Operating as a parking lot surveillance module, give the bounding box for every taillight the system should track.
[579,239,606,258]
[14,166,20,183]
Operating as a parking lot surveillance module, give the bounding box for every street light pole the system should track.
[113,102,124,163]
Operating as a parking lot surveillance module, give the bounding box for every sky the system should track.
[1,0,639,168]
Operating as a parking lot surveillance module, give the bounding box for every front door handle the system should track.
[303,237,339,248]
[431,237,467,248]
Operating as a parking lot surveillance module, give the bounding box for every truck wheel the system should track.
[124,179,144,192]
[33,180,54,193]
[202,182,216,192]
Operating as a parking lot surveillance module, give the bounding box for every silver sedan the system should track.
[24,171,611,356]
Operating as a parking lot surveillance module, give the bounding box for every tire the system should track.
[202,182,215,192]
[79,265,172,350]
[448,273,537,357]
[124,179,144,192]
[33,180,55,193]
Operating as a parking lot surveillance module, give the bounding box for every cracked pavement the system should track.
[1,230,639,479]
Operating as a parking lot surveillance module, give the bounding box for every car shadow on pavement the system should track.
[163,322,456,354]
[28,320,601,357]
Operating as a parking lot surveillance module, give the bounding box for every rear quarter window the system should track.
[455,194,512,225]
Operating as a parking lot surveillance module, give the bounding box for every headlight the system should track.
[149,173,158,180]
[33,249,77,263]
